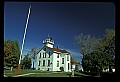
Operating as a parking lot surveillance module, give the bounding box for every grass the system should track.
[21,72,71,77]
[4,69,72,77]
[5,69,107,77]
[4,69,91,77]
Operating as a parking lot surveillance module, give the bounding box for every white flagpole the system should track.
[14,5,31,74]
[19,5,31,65]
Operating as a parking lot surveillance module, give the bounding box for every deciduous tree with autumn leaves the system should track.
[4,40,20,70]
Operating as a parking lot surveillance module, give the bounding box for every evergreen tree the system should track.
[22,54,32,69]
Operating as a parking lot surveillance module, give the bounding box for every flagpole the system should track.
[19,5,31,65]
[14,5,31,74]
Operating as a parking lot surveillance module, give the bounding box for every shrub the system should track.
[60,67,64,72]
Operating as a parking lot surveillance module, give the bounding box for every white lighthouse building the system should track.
[35,35,71,72]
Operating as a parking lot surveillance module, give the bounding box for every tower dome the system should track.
[43,34,54,48]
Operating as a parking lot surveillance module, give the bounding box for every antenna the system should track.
[14,5,31,74]
[48,34,50,38]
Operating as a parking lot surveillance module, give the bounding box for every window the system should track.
[39,53,41,58]
[43,60,45,66]
[43,53,44,58]
[48,52,50,58]
[39,61,40,66]
[45,53,46,58]
[67,55,69,61]
[44,48,46,51]
[68,63,69,70]
[57,61,59,67]
[62,58,64,64]
[57,54,59,58]
[48,60,50,66]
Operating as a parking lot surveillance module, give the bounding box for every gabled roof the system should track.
[37,46,70,55]
[36,45,45,54]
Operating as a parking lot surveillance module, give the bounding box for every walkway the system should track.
[4,72,59,77]
[12,73,35,77]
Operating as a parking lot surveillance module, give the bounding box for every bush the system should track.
[60,67,64,72]
[4,66,10,70]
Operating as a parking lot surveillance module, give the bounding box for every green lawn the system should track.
[4,69,90,77]
[21,72,71,77]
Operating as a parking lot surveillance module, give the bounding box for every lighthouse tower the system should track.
[43,34,54,48]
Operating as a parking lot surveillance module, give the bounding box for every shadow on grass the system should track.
[100,72,115,78]
[66,73,93,78]
[67,72,116,78]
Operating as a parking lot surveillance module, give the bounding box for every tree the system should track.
[4,40,13,66]
[22,54,32,69]
[29,47,38,70]
[74,28,115,76]
[74,34,99,72]
[11,40,21,59]
[4,40,20,70]
[98,29,115,72]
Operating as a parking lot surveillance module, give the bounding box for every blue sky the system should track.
[4,2,115,64]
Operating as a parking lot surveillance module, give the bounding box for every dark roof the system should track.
[71,57,80,64]
[49,47,69,54]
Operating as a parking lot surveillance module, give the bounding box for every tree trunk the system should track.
[97,72,100,77]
